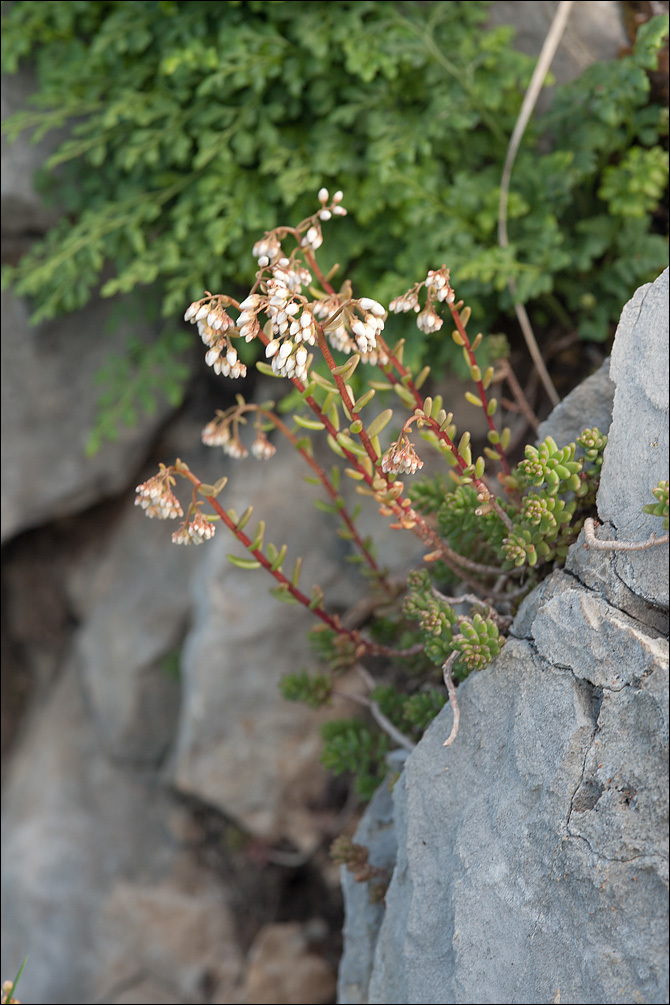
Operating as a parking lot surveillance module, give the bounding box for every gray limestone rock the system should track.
[596,268,669,610]
[0,666,243,1005]
[536,357,614,449]
[1,66,65,235]
[342,623,668,1005]
[338,269,669,1004]
[488,1,627,97]
[338,755,406,1005]
[0,289,188,542]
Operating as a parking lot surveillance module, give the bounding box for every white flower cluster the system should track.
[236,295,263,343]
[358,346,390,367]
[201,418,231,447]
[222,439,248,459]
[185,299,247,378]
[252,233,282,267]
[171,511,216,546]
[313,299,350,353]
[266,258,312,297]
[317,187,346,219]
[381,437,424,476]
[389,288,420,314]
[425,267,455,303]
[201,418,248,457]
[300,224,323,252]
[416,305,443,334]
[251,432,276,460]
[265,337,310,381]
[351,297,386,353]
[135,473,183,520]
[205,342,247,378]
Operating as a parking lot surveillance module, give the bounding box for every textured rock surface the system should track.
[0,288,186,542]
[596,268,669,609]
[365,632,668,1005]
[1,65,64,235]
[0,666,244,1005]
[1,65,190,541]
[536,356,614,448]
[488,1,627,94]
[338,270,670,1005]
[222,922,336,1005]
[338,754,406,1005]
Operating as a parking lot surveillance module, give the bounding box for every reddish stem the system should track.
[447,302,511,476]
[178,466,426,658]
[261,409,391,592]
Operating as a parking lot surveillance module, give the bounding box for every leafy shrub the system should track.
[2,2,668,446]
[133,191,669,798]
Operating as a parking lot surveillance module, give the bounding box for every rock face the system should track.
[1,58,190,542]
[338,269,669,1005]
[0,13,663,1001]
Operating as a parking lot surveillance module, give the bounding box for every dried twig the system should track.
[442,652,460,748]
[498,1,574,408]
[497,357,540,431]
[333,666,417,753]
[583,517,669,551]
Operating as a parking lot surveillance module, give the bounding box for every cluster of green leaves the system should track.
[402,569,503,678]
[280,664,447,799]
[643,479,669,529]
[412,428,608,576]
[2,2,668,441]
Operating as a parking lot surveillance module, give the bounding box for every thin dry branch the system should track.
[498,1,574,408]
[442,652,460,748]
[583,518,669,552]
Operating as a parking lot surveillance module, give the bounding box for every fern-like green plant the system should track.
[2,3,667,448]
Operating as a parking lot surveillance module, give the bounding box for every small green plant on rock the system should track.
[135,193,668,798]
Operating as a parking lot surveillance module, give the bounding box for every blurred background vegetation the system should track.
[1,0,668,449]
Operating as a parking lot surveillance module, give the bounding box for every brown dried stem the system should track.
[442,652,460,748]
[583,518,669,551]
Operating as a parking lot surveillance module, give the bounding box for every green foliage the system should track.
[86,324,193,455]
[321,718,390,801]
[319,683,448,799]
[402,569,502,679]
[451,614,503,673]
[643,479,669,530]
[1,957,27,1005]
[371,684,448,733]
[280,669,333,709]
[2,2,668,441]
[436,484,511,564]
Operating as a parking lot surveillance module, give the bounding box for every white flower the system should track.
[301,225,323,251]
[417,306,443,334]
[358,298,386,317]
[135,473,183,520]
[251,433,276,460]
[381,437,424,476]
[389,290,420,314]
[239,294,261,310]
[202,420,231,447]
[172,511,216,546]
